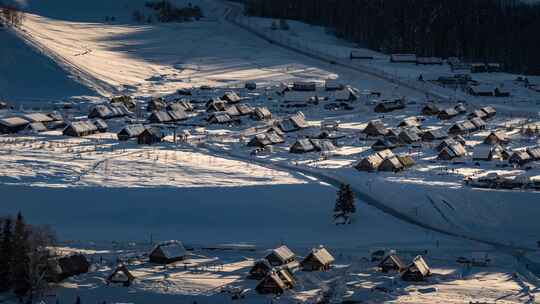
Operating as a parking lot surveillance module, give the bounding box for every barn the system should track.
[362,120,388,137]
[107,264,135,287]
[149,241,188,264]
[300,246,335,271]
[378,254,406,273]
[0,117,30,134]
[117,124,146,141]
[137,127,164,145]
[63,121,98,137]
[401,256,431,281]
[265,245,296,267]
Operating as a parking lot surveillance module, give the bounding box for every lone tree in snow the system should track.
[334,183,356,224]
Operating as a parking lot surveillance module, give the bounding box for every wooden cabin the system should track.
[509,151,531,166]
[148,111,173,124]
[484,131,509,145]
[167,109,188,122]
[378,254,406,273]
[401,256,431,282]
[398,129,421,144]
[208,113,238,125]
[63,121,98,137]
[253,107,272,120]
[107,264,135,287]
[149,241,188,264]
[248,259,273,280]
[206,99,227,112]
[222,92,241,104]
[438,108,459,120]
[422,129,448,141]
[255,272,287,295]
[93,119,108,133]
[290,139,315,153]
[473,144,503,161]
[363,120,388,137]
[449,121,476,135]
[22,122,48,134]
[527,147,540,161]
[137,127,164,145]
[438,143,467,160]
[379,156,404,172]
[468,109,488,120]
[372,138,400,151]
[248,132,284,148]
[0,117,30,134]
[480,106,497,118]
[117,124,146,141]
[397,155,416,168]
[266,245,296,267]
[89,104,129,120]
[147,98,166,112]
[469,117,486,130]
[278,114,307,133]
[300,246,335,271]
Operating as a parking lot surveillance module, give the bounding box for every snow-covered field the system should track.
[1,0,540,302]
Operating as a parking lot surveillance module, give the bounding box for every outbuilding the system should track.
[107,264,135,287]
[379,156,404,172]
[300,246,335,271]
[63,121,98,137]
[222,92,241,103]
[374,100,405,113]
[378,254,406,273]
[438,108,460,120]
[266,245,296,267]
[401,256,431,282]
[149,241,188,264]
[148,111,173,124]
[253,107,272,120]
[117,124,146,141]
[362,120,388,137]
[484,131,509,145]
[421,103,441,116]
[0,117,30,134]
[255,272,287,295]
[248,260,273,280]
[422,129,448,141]
[137,127,164,145]
[509,150,531,166]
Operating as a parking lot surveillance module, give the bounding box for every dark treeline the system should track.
[245,0,540,75]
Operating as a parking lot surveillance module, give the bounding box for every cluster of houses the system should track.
[0,112,66,134]
[249,245,335,295]
[388,53,502,73]
[467,172,540,190]
[356,149,416,172]
[376,253,432,282]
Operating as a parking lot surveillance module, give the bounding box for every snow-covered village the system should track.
[0,0,540,303]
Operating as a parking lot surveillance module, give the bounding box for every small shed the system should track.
[63,121,98,137]
[509,150,531,166]
[421,103,440,116]
[379,156,404,172]
[248,132,284,148]
[378,254,406,273]
[0,117,30,134]
[480,106,497,118]
[248,259,273,280]
[235,104,254,116]
[206,99,227,112]
[117,124,146,141]
[363,120,388,137]
[438,108,459,120]
[225,106,241,117]
[397,155,416,168]
[401,256,431,282]
[290,139,315,153]
[266,245,296,266]
[149,241,188,264]
[468,110,488,120]
[436,139,458,152]
[300,246,335,271]
[208,113,236,124]
[278,114,307,133]
[107,264,135,287]
[438,143,466,160]
[374,100,405,113]
[422,129,448,141]
[310,139,336,152]
[23,113,54,124]
[484,131,509,145]
[449,121,476,135]
[222,92,241,103]
[137,127,164,145]
[255,272,287,295]
[356,154,384,172]
[148,111,173,124]
[253,107,272,120]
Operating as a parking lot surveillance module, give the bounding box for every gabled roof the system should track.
[306,247,335,265]
[141,127,164,139]
[209,113,233,124]
[167,110,188,121]
[222,92,241,103]
[268,246,295,264]
[379,254,406,270]
[225,106,241,117]
[150,241,187,260]
[93,119,108,130]
[310,139,336,152]
[0,117,29,127]
[118,124,146,138]
[149,111,173,123]
[26,122,47,132]
[526,147,540,160]
[23,113,54,123]
[66,121,98,134]
[290,138,315,153]
[469,117,486,129]
[254,107,272,119]
[379,156,404,171]
[398,117,421,128]
[397,155,416,167]
[235,104,254,115]
[473,144,496,160]
[408,256,431,277]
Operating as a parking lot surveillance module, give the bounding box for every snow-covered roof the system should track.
[307,247,334,265]
[118,124,146,138]
[269,245,295,263]
[0,117,29,127]
[152,241,187,260]
[23,113,54,123]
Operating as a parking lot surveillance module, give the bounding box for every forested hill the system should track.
[245,0,540,75]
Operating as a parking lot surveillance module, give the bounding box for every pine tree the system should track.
[0,217,14,291]
[333,184,356,224]
[342,184,356,215]
[12,212,30,297]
